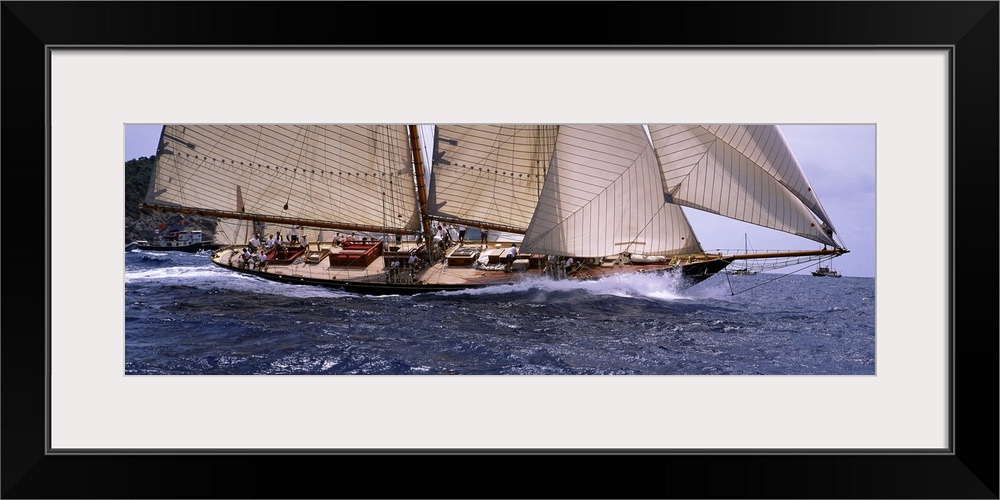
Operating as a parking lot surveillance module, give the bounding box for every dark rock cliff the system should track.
[125,156,216,243]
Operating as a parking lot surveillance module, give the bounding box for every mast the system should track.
[409,125,435,264]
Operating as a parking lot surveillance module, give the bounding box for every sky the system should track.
[125,124,876,277]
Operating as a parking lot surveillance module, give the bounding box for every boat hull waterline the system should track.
[209,244,734,295]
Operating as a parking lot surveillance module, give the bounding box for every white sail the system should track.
[145,125,421,232]
[211,218,255,246]
[521,125,702,258]
[647,124,838,247]
[427,125,557,232]
[212,218,337,247]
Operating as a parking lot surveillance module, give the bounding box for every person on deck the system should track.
[564,256,575,276]
[409,251,422,273]
[290,225,299,243]
[480,228,488,245]
[258,250,268,270]
[241,248,253,269]
[505,243,518,272]
[458,225,467,244]
[389,259,400,280]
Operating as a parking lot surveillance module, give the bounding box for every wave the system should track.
[125,264,353,299]
[426,272,728,302]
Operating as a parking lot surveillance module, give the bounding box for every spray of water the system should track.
[125,263,352,299]
[436,272,702,302]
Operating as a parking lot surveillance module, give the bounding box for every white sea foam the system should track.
[439,272,701,301]
[125,263,352,299]
[125,266,220,282]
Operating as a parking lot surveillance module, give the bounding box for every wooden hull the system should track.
[209,243,734,295]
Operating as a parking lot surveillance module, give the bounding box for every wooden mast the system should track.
[408,125,435,264]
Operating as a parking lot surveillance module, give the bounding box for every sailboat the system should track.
[726,233,759,276]
[139,124,848,295]
[132,228,218,253]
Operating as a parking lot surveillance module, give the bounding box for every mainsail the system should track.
[426,125,557,233]
[144,125,421,234]
[647,124,838,247]
[521,125,702,258]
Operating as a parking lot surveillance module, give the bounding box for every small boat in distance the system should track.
[812,265,842,278]
[726,233,758,275]
[133,229,218,253]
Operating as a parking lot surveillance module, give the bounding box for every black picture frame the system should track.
[3,2,997,498]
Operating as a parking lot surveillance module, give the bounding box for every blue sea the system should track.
[125,249,875,375]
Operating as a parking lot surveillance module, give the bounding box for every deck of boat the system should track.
[212,241,534,287]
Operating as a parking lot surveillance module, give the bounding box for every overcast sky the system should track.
[125,124,875,277]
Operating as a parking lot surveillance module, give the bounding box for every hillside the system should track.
[124,156,217,243]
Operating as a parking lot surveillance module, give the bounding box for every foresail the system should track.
[145,125,421,233]
[647,125,838,247]
[521,125,702,258]
[427,125,557,232]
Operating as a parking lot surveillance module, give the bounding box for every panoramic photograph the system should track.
[124,123,875,375]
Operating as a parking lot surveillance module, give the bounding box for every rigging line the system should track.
[727,259,820,296]
[247,125,275,212]
[434,141,492,221]
[378,125,404,233]
[284,163,294,210]
[287,125,311,211]
[235,129,279,214]
[386,125,408,230]
[383,126,397,230]
[509,127,551,224]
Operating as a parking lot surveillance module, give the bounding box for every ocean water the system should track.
[125,250,875,375]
